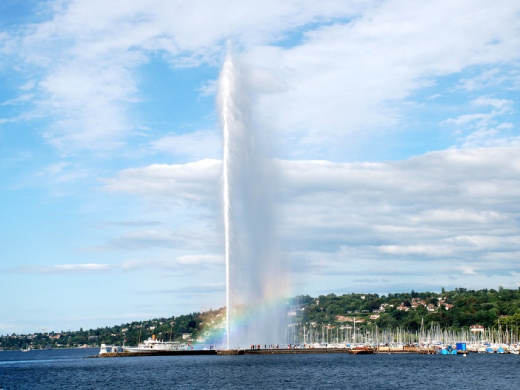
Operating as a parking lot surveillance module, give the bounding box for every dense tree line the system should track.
[0,310,210,351]
[290,287,520,332]
[2,288,520,350]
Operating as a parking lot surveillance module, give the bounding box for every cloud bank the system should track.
[99,146,520,292]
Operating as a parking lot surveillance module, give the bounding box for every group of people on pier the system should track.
[249,344,281,350]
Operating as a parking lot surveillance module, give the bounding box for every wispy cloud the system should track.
[102,159,221,203]
[150,130,222,160]
[443,96,517,147]
[37,161,71,176]
[14,263,112,274]
[5,0,518,157]
[1,93,35,106]
[457,68,518,92]
[120,255,223,270]
[2,0,364,153]
[107,230,183,249]
[135,283,225,295]
[103,221,163,227]
[247,0,520,157]
[12,254,223,276]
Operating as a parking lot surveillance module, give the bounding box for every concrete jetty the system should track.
[89,350,217,358]
[88,347,379,358]
[244,348,374,355]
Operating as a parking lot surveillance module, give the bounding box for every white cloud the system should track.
[0,93,35,106]
[38,63,138,150]
[198,79,218,97]
[102,158,220,203]
[445,113,491,126]
[443,96,517,148]
[38,161,71,176]
[377,245,453,257]
[4,0,518,156]
[139,283,226,295]
[101,146,520,283]
[247,0,520,157]
[457,68,519,92]
[4,0,365,152]
[456,266,478,276]
[472,97,514,112]
[176,254,223,265]
[33,161,92,195]
[151,130,222,160]
[119,254,223,270]
[16,263,112,274]
[15,255,223,276]
[105,230,186,250]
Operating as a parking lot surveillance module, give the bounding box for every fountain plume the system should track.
[218,44,286,349]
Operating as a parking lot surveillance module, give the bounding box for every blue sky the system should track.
[1,0,520,334]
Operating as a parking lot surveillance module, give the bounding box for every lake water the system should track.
[1,349,519,389]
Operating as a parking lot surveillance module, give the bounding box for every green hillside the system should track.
[2,287,519,351]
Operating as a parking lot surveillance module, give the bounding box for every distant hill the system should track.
[2,287,519,350]
[291,287,520,332]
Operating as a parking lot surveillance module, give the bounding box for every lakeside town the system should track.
[2,287,519,354]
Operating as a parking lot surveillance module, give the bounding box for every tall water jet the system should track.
[218,46,286,349]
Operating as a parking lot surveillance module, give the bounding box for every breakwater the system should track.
[87,346,439,358]
[90,350,217,357]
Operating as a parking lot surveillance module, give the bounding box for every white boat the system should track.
[123,335,189,353]
[100,344,120,354]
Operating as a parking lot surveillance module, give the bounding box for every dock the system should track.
[88,350,217,357]
[88,347,380,358]
[87,345,466,358]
